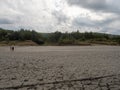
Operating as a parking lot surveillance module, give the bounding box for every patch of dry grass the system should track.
[0,40,38,46]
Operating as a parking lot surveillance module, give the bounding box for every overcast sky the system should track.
[0,0,120,34]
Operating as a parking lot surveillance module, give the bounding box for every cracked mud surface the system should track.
[0,46,120,90]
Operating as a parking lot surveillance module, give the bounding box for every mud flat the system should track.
[0,46,120,90]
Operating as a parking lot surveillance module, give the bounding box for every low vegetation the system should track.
[0,28,120,46]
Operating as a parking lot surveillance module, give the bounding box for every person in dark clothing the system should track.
[11,46,14,51]
[10,45,14,51]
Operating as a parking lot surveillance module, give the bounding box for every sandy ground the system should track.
[0,46,120,90]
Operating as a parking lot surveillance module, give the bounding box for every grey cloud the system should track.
[66,0,120,14]
[0,18,13,24]
[52,10,69,25]
[72,17,95,27]
[72,15,120,34]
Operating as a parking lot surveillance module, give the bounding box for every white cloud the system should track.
[0,0,120,34]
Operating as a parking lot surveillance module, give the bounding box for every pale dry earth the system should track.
[0,46,120,90]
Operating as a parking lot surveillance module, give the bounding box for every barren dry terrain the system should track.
[0,46,120,90]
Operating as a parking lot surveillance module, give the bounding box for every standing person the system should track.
[12,45,14,51]
[10,45,14,51]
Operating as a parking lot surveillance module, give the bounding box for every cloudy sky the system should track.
[0,0,120,34]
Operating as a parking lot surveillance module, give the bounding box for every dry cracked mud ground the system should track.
[0,46,120,90]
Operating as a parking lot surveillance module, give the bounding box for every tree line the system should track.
[0,28,120,45]
[0,28,44,45]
